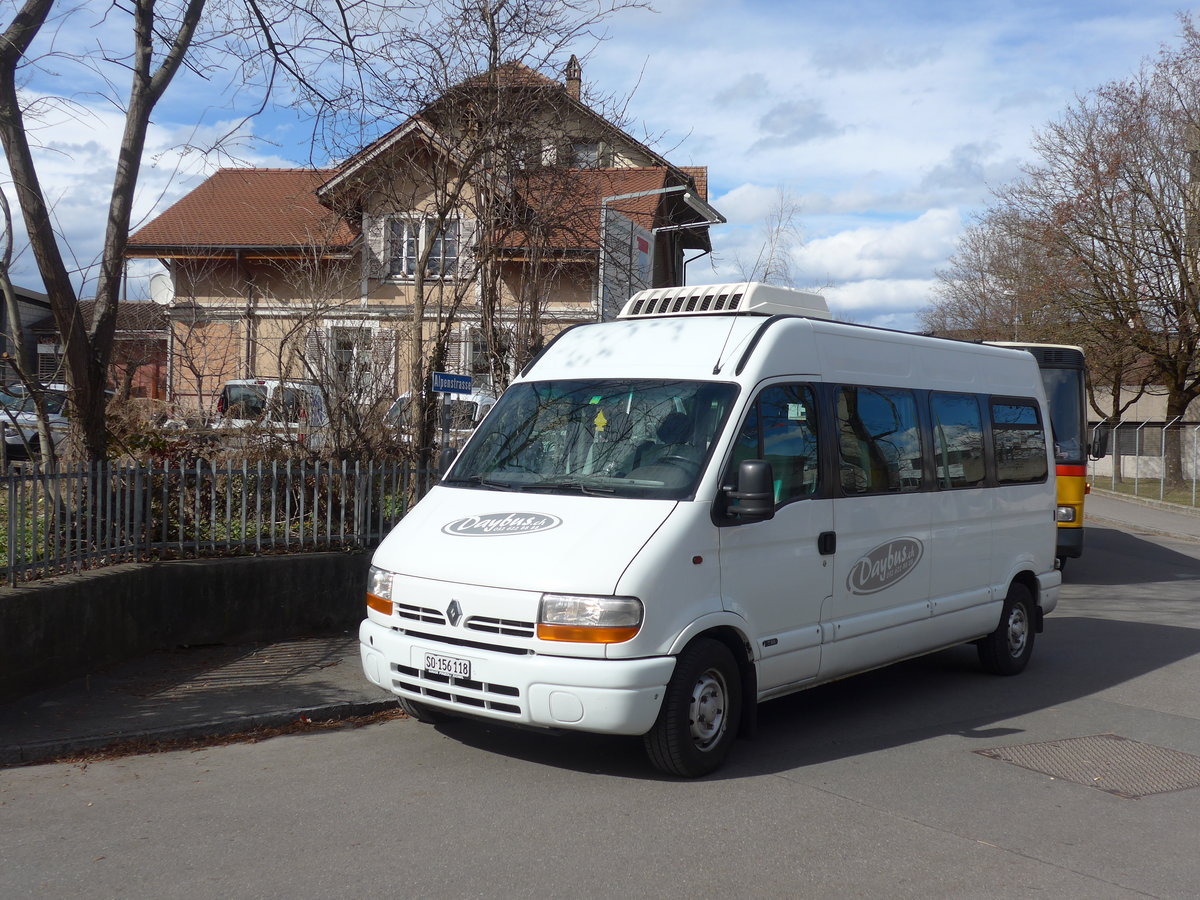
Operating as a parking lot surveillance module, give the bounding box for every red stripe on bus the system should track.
[1056,465,1087,477]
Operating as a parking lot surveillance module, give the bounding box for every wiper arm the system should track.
[443,474,525,491]
[526,478,616,495]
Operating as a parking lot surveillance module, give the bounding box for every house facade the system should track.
[126,59,719,416]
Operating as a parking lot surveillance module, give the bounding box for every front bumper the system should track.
[360,618,675,736]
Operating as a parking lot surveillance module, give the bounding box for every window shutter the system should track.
[303,327,326,379]
[364,214,388,279]
[444,326,463,373]
[370,329,398,398]
[458,217,478,278]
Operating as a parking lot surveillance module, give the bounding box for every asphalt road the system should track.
[3,521,1200,899]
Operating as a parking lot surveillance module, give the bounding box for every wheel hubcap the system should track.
[1007,606,1029,657]
[689,668,728,751]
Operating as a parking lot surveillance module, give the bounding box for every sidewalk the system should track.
[3,490,1198,770]
[1086,488,1200,542]
[0,633,397,768]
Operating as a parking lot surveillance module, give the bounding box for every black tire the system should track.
[977,582,1036,675]
[399,695,448,724]
[644,638,742,777]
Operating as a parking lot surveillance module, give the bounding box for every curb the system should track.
[1090,487,1200,517]
[0,697,398,769]
[1088,490,1200,544]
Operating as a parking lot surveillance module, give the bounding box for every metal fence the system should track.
[1090,420,1200,506]
[2,458,433,586]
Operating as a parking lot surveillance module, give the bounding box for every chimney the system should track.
[565,55,581,101]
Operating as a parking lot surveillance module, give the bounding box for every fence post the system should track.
[6,470,15,587]
[1161,417,1181,501]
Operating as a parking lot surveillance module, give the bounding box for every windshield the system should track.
[386,397,489,431]
[447,379,739,499]
[0,391,67,416]
[220,385,268,420]
[1040,367,1085,464]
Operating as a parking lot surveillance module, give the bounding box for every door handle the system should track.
[818,531,836,555]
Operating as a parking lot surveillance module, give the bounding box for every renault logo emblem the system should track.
[447,600,462,627]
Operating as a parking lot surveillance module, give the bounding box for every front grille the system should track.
[465,615,536,638]
[394,603,446,626]
[398,627,531,656]
[393,663,522,716]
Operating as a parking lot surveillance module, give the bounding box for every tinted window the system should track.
[930,393,985,488]
[992,400,1048,484]
[727,384,820,506]
[836,386,923,494]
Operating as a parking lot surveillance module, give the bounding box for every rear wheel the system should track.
[978,583,1036,675]
[644,638,742,777]
[399,696,448,724]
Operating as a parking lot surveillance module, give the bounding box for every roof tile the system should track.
[128,169,356,251]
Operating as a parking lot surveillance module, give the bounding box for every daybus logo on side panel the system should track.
[441,512,563,537]
[846,537,925,595]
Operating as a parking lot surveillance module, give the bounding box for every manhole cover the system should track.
[977,734,1200,799]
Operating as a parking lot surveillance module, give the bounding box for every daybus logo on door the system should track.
[847,537,924,595]
[441,512,563,537]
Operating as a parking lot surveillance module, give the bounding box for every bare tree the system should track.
[925,18,1200,486]
[733,187,805,287]
[0,0,401,463]
[330,0,648,470]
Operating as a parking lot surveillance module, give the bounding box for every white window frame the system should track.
[388,217,460,280]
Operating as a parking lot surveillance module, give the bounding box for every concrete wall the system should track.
[0,552,371,702]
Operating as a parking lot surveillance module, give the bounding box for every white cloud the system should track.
[795,209,962,282]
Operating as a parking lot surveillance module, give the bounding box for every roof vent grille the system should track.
[617,282,828,320]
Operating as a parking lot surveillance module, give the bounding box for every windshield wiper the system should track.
[444,474,525,491]
[525,478,616,495]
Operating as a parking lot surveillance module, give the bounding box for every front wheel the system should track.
[399,696,449,724]
[977,583,1036,675]
[644,638,742,777]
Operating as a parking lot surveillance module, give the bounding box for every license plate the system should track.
[424,651,471,680]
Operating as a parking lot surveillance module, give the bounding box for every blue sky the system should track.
[2,0,1193,329]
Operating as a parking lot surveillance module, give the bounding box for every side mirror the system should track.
[725,459,775,521]
[1090,423,1111,460]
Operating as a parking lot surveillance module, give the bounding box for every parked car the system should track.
[213,379,328,448]
[384,390,497,446]
[0,387,69,460]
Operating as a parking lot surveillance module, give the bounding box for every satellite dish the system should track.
[149,272,174,305]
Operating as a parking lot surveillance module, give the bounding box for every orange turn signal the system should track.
[366,592,392,616]
[537,623,640,643]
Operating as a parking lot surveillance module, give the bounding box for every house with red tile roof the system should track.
[126,58,720,415]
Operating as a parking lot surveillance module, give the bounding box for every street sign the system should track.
[432,371,472,395]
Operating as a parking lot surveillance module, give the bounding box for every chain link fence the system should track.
[1089,420,1200,506]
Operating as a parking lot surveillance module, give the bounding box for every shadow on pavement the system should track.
[1066,525,1200,586]
[420,528,1200,780]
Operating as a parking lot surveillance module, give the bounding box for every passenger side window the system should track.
[836,386,923,494]
[727,384,820,505]
[930,393,985,488]
[992,399,1048,484]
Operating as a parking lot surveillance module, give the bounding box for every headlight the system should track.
[1056,505,1077,523]
[366,565,394,615]
[537,594,643,643]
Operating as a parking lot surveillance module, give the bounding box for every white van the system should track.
[384,390,497,446]
[213,378,328,447]
[360,282,1060,776]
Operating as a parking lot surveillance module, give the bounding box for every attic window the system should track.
[567,140,611,168]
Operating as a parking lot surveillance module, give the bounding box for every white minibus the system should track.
[360,282,1060,776]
